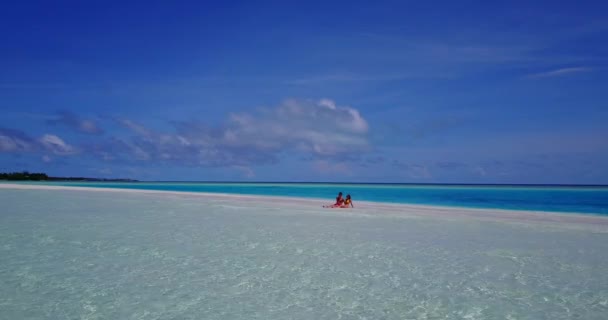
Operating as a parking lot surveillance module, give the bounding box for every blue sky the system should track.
[1,1,607,183]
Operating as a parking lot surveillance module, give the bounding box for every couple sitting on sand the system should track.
[323,192,354,208]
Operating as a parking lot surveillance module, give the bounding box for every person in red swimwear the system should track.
[323,192,344,208]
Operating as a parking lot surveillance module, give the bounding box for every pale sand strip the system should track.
[1,183,607,227]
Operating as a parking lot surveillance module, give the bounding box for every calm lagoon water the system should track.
[1,188,607,319]
[29,181,608,215]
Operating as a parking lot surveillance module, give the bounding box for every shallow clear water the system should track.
[1,189,608,319]
[16,181,608,215]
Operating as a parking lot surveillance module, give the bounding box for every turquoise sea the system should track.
[10,181,608,215]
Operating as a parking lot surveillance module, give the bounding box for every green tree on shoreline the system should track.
[0,171,137,182]
[0,171,49,181]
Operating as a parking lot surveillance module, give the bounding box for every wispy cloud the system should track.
[115,118,153,137]
[0,83,69,90]
[527,67,593,78]
[47,111,104,134]
[39,134,77,155]
[316,28,605,82]
[286,73,448,85]
[0,128,36,152]
[0,128,77,156]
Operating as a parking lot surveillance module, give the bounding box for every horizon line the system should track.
[135,180,608,187]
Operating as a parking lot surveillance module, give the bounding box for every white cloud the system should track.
[0,129,35,152]
[224,99,370,156]
[318,98,337,109]
[528,67,592,78]
[176,135,191,146]
[48,111,103,134]
[39,134,76,155]
[86,99,371,167]
[287,73,422,85]
[0,134,26,152]
[117,118,152,137]
[42,155,52,163]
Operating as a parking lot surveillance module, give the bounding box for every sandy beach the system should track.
[1,183,607,228]
[2,183,608,319]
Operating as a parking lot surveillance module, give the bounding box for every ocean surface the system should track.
[1,188,607,319]
[10,181,608,215]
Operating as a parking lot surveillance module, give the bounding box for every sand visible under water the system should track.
[1,184,607,319]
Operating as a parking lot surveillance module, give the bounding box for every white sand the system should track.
[1,183,607,228]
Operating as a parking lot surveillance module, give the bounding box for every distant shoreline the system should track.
[0,178,138,182]
[0,171,137,182]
